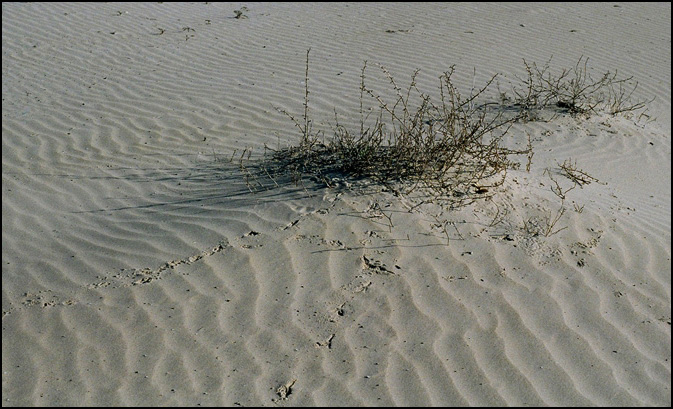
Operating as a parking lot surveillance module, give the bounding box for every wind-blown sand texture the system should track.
[2,2,670,406]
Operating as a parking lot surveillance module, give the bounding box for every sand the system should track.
[2,2,670,406]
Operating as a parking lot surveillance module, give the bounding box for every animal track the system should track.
[89,239,230,288]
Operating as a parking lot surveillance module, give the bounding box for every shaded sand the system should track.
[2,2,670,406]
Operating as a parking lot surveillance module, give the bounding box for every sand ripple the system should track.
[3,2,670,406]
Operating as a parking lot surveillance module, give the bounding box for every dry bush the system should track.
[262,49,529,208]
[521,206,568,238]
[511,56,650,119]
[558,158,602,186]
[237,51,649,229]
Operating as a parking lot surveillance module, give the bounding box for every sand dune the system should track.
[2,2,670,406]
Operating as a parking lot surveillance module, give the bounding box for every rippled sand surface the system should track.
[2,3,670,406]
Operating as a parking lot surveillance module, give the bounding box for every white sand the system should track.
[2,2,670,406]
